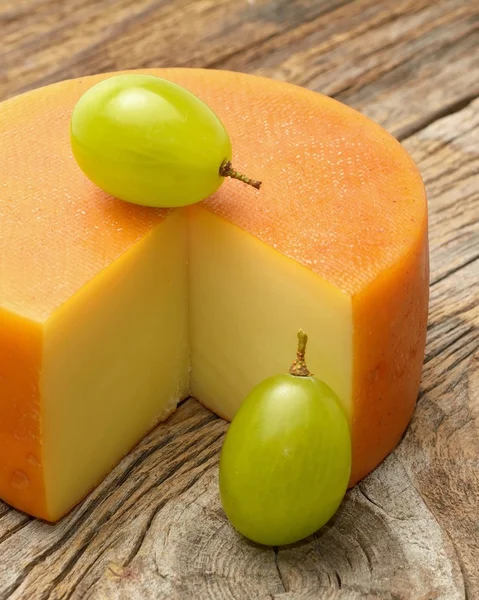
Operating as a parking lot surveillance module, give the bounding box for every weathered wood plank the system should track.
[0,0,349,100]
[403,98,479,284]
[398,261,479,600]
[274,454,465,599]
[0,93,477,598]
[211,0,479,138]
[0,0,477,140]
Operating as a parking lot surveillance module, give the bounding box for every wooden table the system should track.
[1,1,478,598]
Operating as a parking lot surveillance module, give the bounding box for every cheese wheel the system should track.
[0,69,429,521]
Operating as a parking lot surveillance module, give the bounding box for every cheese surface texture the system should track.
[0,69,429,521]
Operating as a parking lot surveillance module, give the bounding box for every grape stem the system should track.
[289,330,313,377]
[219,160,262,190]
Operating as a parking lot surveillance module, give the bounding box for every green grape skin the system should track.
[70,74,232,208]
[219,373,351,547]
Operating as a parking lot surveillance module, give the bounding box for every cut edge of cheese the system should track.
[188,205,353,418]
[41,209,190,521]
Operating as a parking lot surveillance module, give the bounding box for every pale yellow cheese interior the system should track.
[42,210,190,520]
[188,207,353,420]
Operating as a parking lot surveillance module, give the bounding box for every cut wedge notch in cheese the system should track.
[0,69,429,521]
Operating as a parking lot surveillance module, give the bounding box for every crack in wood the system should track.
[335,570,342,590]
[396,459,473,600]
[329,5,447,100]
[299,4,414,93]
[340,19,479,106]
[36,528,100,600]
[356,537,373,574]
[457,553,471,600]
[431,255,479,288]
[426,160,478,198]
[62,545,113,600]
[205,0,354,71]
[0,516,32,549]
[425,325,476,365]
[357,485,384,513]
[273,546,287,594]
[38,476,149,600]
[0,508,12,523]
[397,93,479,141]
[122,468,210,572]
[121,436,224,570]
[75,571,103,600]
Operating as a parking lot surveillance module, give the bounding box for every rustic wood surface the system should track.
[0,0,478,598]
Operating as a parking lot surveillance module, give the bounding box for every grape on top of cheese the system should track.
[0,68,428,521]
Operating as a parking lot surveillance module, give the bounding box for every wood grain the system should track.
[1,0,477,137]
[214,0,479,139]
[0,0,478,598]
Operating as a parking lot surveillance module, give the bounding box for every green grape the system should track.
[219,331,351,547]
[70,74,261,208]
